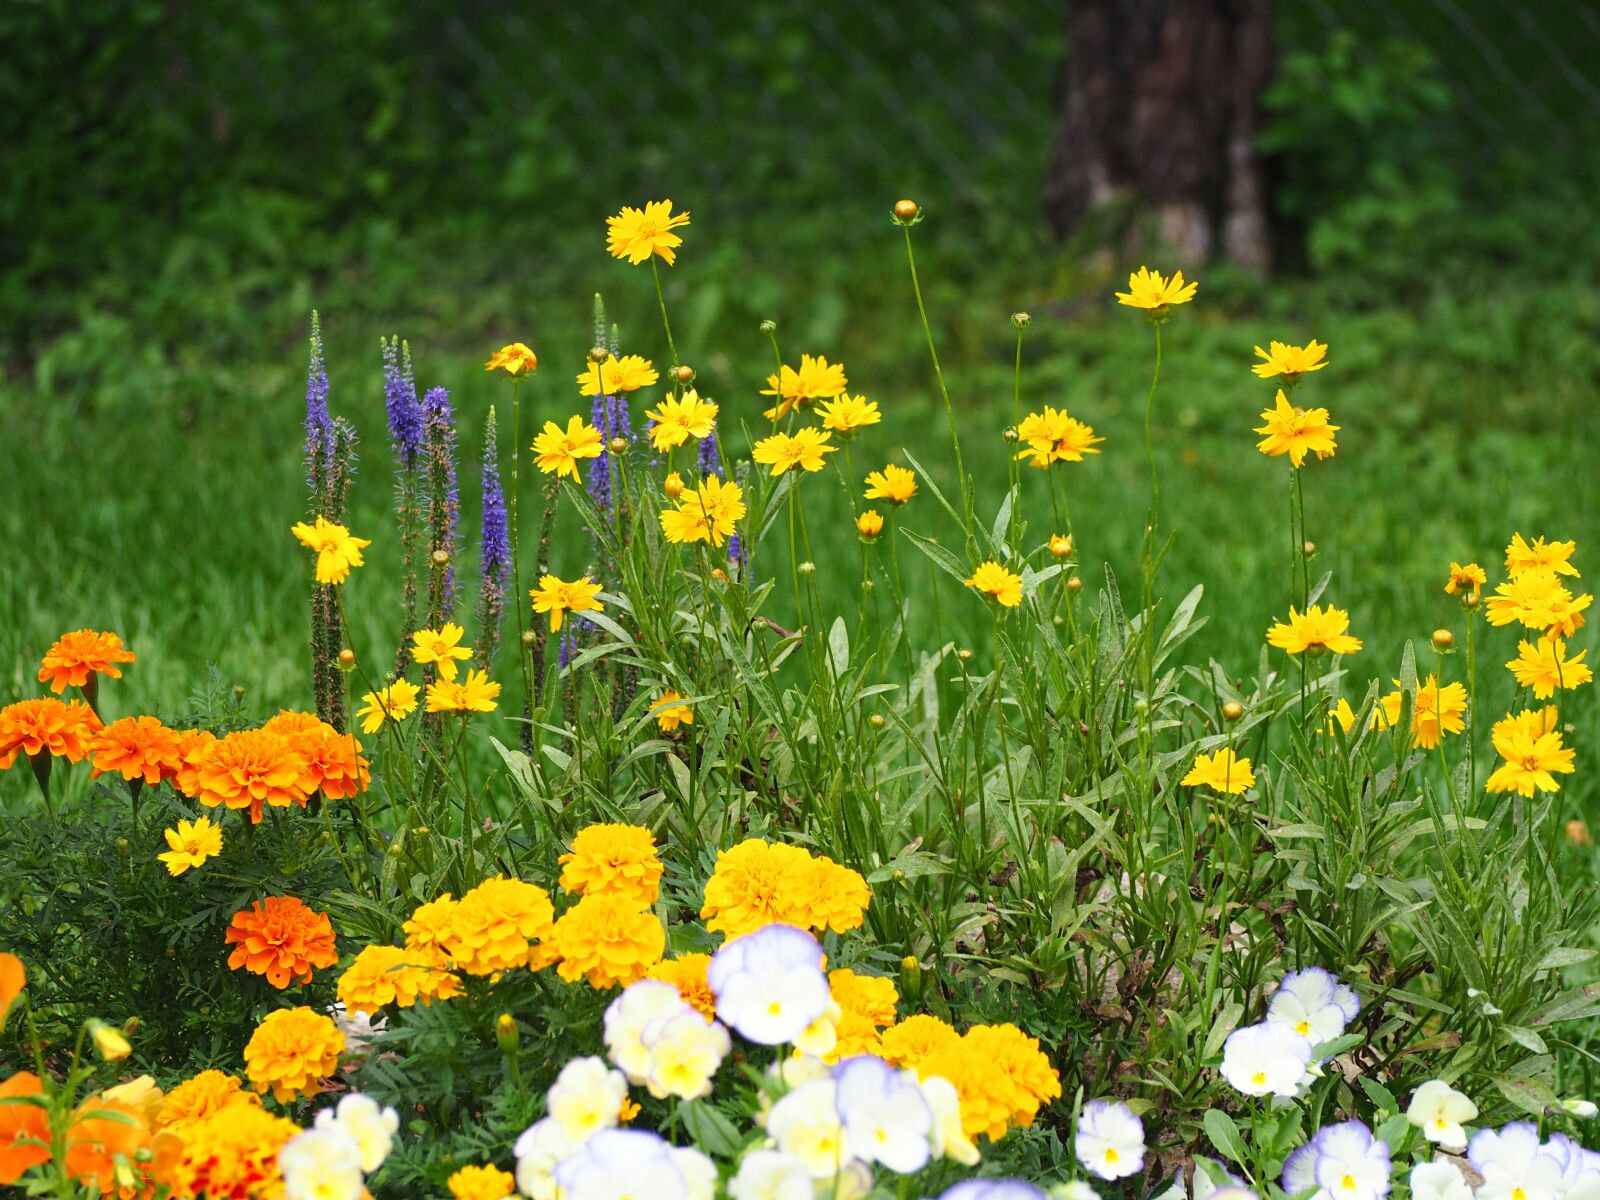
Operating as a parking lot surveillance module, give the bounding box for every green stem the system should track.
[651,258,679,367]
[901,224,972,549]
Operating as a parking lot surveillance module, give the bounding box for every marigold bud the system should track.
[589,345,610,363]
[233,685,246,701]
[337,648,357,672]
[893,198,919,222]
[672,364,695,384]
[1431,628,1454,651]
[122,1016,142,1038]
[759,319,777,336]
[431,549,450,568]
[496,1012,520,1056]
[608,436,629,455]
[1222,701,1245,722]
[1067,576,1083,594]
[1011,312,1031,329]
[1049,534,1073,560]
[899,954,923,1002]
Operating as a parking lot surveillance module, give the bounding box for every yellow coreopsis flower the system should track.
[485,342,538,376]
[857,510,884,539]
[752,427,836,475]
[1326,695,1400,736]
[1115,266,1197,312]
[1486,568,1592,635]
[966,561,1023,607]
[577,353,658,397]
[864,464,917,505]
[1506,638,1593,699]
[411,624,472,682]
[1505,533,1580,579]
[532,415,604,481]
[606,199,690,265]
[356,678,421,734]
[658,474,746,548]
[158,816,223,876]
[1486,707,1575,797]
[425,669,502,715]
[761,354,848,420]
[644,389,718,452]
[651,690,693,733]
[1014,406,1104,468]
[817,394,881,436]
[1254,390,1339,467]
[1406,674,1469,750]
[530,574,605,632]
[1180,748,1255,794]
[1251,339,1329,381]
[1445,561,1487,601]
[291,516,371,585]
[1267,604,1362,656]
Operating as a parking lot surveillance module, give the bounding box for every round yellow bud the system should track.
[893,198,919,222]
[1222,701,1245,722]
[1463,592,1481,610]
[868,713,886,729]
[520,629,538,648]
[233,684,247,701]
[664,474,685,499]
[672,364,695,384]
[956,648,973,662]
[1431,628,1454,651]
[1049,534,1073,560]
[337,648,357,672]
[799,561,815,576]
[856,510,884,539]
[431,549,450,568]
[1067,576,1084,594]
[589,345,610,363]
[608,436,629,455]
[1302,540,1317,558]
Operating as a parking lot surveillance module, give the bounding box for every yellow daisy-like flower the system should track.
[1505,533,1580,579]
[155,1069,255,1135]
[966,560,1023,608]
[157,816,222,876]
[1180,748,1255,794]
[1014,406,1104,468]
[577,353,658,397]
[445,877,555,976]
[863,463,917,505]
[816,393,881,436]
[644,389,718,452]
[1486,568,1592,635]
[606,199,691,265]
[448,1163,517,1200]
[1251,339,1329,381]
[1115,266,1198,312]
[532,415,604,481]
[243,1007,345,1103]
[530,574,605,633]
[291,516,371,585]
[650,689,693,732]
[762,354,849,420]
[336,944,460,1016]
[356,677,421,734]
[425,668,501,715]
[1328,694,1403,736]
[1254,390,1339,467]
[1445,561,1487,601]
[558,823,665,906]
[659,474,747,549]
[1485,707,1575,797]
[551,893,666,989]
[1403,674,1470,750]
[411,623,472,682]
[1507,638,1593,699]
[1267,604,1361,656]
[485,343,538,376]
[752,427,837,475]
[856,510,884,539]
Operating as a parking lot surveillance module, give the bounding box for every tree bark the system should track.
[1044,0,1275,271]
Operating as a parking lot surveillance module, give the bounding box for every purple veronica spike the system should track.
[304,312,334,486]
[587,392,615,513]
[477,408,510,654]
[382,336,425,465]
[698,422,723,478]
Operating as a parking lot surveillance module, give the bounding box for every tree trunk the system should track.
[1043,0,1275,271]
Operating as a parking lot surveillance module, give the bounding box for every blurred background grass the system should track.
[2,1,1598,810]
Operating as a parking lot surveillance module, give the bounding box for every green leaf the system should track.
[866,851,952,884]
[901,528,970,585]
[679,1099,744,1157]
[1491,1073,1558,1117]
[1203,1108,1250,1166]
[1358,1076,1399,1115]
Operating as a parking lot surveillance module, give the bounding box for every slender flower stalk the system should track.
[384,336,426,669]
[421,386,461,620]
[476,406,510,666]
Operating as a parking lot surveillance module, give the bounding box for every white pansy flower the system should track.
[642,1010,732,1101]
[834,1055,933,1175]
[553,1129,690,1200]
[1220,1021,1312,1097]
[708,924,832,1046]
[1074,1099,1146,1181]
[1470,1124,1567,1200]
[1051,1182,1101,1200]
[671,1146,717,1200]
[766,1077,853,1179]
[1409,1161,1474,1200]
[279,1127,365,1200]
[604,980,691,1083]
[1267,968,1358,1046]
[1312,1121,1391,1200]
[313,1092,399,1174]
[513,1117,574,1200]
[1406,1081,1478,1148]
[728,1149,816,1200]
[546,1055,629,1143]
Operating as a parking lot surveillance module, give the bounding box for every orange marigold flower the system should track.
[243,1007,345,1102]
[915,1022,1062,1142]
[191,728,311,823]
[445,878,555,976]
[283,720,371,799]
[550,893,666,989]
[558,823,664,906]
[0,1071,51,1184]
[645,953,717,1020]
[336,944,461,1016]
[699,838,872,940]
[88,715,184,785]
[169,728,217,798]
[173,1092,300,1196]
[38,629,136,695]
[403,894,460,957]
[156,1070,256,1135]
[0,698,100,768]
[225,896,339,989]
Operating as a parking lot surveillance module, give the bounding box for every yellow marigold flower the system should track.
[291,516,371,585]
[173,1096,299,1198]
[650,689,693,732]
[1180,748,1255,794]
[881,1013,960,1071]
[1445,561,1487,600]
[337,944,460,1016]
[551,893,666,989]
[357,677,421,734]
[606,199,691,265]
[156,1070,255,1135]
[1507,638,1592,699]
[446,877,555,976]
[158,816,222,876]
[1267,604,1361,656]
[817,393,881,436]
[425,668,502,715]
[88,714,183,785]
[829,968,899,1027]
[577,353,658,396]
[966,560,1023,608]
[645,389,719,452]
[1255,390,1339,467]
[403,894,459,956]
[646,953,717,1020]
[448,1163,517,1200]
[798,856,872,935]
[1252,339,1329,381]
[532,415,604,481]
[700,838,870,939]
[663,471,686,499]
[225,896,339,989]
[192,728,311,823]
[411,623,472,681]
[244,1007,344,1102]
[485,342,538,376]
[1406,674,1469,750]
[916,1023,1062,1142]
[0,698,99,770]
[530,573,605,633]
[37,629,135,694]
[761,354,848,420]
[1115,265,1197,311]
[1014,406,1104,468]
[856,510,884,539]
[1506,533,1580,579]
[753,427,837,475]
[863,463,917,505]
[1486,707,1575,797]
[559,823,664,906]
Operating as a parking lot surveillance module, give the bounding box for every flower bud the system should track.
[116,837,129,857]
[431,549,450,568]
[672,364,695,385]
[521,630,538,648]
[122,1016,142,1038]
[868,713,885,729]
[1048,534,1073,560]
[956,648,973,662]
[712,567,728,583]
[1002,427,1019,443]
[337,648,357,672]
[892,198,920,222]
[664,472,685,499]
[233,685,246,701]
[856,510,884,540]
[589,345,610,363]
[414,826,429,837]
[1222,701,1245,722]
[89,1020,132,1062]
[1011,312,1031,329]
[1302,540,1317,558]
[496,1012,520,1056]
[1563,1097,1599,1118]
[899,955,923,1002]
[1431,628,1454,651]
[1463,592,1481,610]
[759,319,777,336]
[1067,576,1083,594]
[798,561,815,576]
[608,436,629,455]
